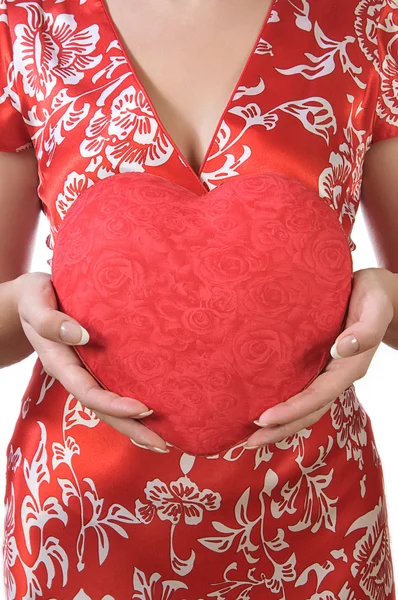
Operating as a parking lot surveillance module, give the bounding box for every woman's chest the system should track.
[101,0,275,175]
[6,0,382,247]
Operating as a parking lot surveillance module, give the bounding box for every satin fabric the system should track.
[1,0,398,598]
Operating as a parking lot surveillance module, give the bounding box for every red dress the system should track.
[1,0,398,598]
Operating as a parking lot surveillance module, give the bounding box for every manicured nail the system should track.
[134,409,154,418]
[253,419,271,427]
[133,440,151,449]
[330,341,343,359]
[146,446,170,454]
[60,321,90,345]
[330,335,359,359]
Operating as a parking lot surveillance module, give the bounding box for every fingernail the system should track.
[330,335,359,359]
[244,444,261,449]
[146,446,170,454]
[253,419,271,427]
[60,321,90,345]
[134,409,154,418]
[330,341,343,359]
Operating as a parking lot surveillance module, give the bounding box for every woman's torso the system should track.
[5,0,393,253]
[99,0,275,176]
[2,1,398,598]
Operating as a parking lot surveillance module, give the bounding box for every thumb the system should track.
[330,292,393,359]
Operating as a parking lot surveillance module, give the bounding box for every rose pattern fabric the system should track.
[1,0,398,597]
[51,170,353,456]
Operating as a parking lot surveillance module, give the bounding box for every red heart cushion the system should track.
[51,171,353,456]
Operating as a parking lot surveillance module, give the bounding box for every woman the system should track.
[1,0,398,597]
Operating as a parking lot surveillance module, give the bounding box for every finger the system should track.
[18,274,90,346]
[331,287,393,359]
[253,349,375,427]
[61,362,153,419]
[37,340,152,419]
[92,409,169,452]
[245,397,335,447]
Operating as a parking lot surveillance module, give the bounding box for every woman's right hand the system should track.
[13,271,169,453]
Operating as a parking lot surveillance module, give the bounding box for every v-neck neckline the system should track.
[98,0,278,188]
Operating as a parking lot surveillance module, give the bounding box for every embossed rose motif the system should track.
[103,214,131,240]
[92,251,145,297]
[133,183,178,205]
[99,194,128,216]
[210,209,251,244]
[157,211,187,233]
[134,223,171,253]
[52,170,352,455]
[184,211,207,229]
[180,417,250,456]
[125,203,156,221]
[232,320,295,386]
[279,202,324,233]
[158,376,205,418]
[130,380,155,401]
[205,366,232,391]
[170,281,202,310]
[181,308,223,338]
[193,245,264,284]
[251,215,291,251]
[296,230,351,285]
[211,392,240,411]
[59,223,94,266]
[158,323,195,352]
[234,171,287,197]
[244,274,308,316]
[174,356,209,376]
[207,287,238,314]
[294,319,338,369]
[157,274,193,305]
[125,343,171,381]
[311,301,344,331]
[205,194,236,215]
[122,305,159,334]
[235,174,300,216]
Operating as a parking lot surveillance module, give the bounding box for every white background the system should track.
[0,206,397,595]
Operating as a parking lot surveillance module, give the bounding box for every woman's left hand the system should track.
[243,267,395,449]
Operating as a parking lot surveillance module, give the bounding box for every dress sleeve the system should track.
[0,8,33,153]
[371,3,398,144]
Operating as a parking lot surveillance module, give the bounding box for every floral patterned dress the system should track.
[1,0,398,598]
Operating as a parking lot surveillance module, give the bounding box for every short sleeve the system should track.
[0,6,33,153]
[372,3,398,144]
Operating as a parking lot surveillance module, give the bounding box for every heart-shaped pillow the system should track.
[51,171,353,456]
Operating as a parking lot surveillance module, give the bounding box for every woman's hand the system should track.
[13,271,169,453]
[244,268,396,449]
